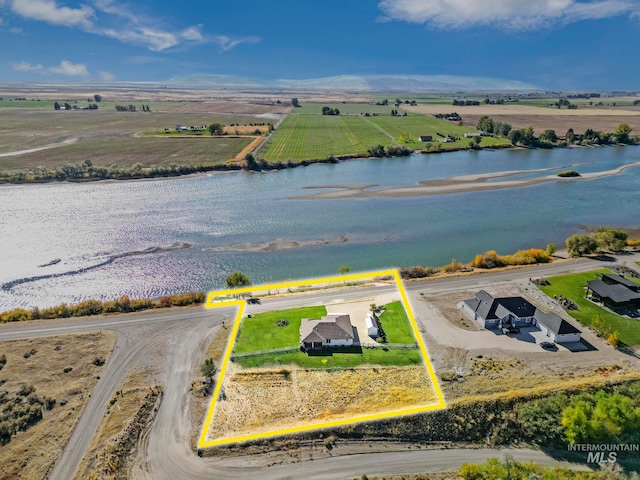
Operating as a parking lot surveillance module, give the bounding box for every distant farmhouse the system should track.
[300,314,355,350]
[461,290,582,343]
[587,273,640,312]
[418,135,433,142]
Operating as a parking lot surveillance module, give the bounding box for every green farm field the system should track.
[262,105,509,162]
[261,113,392,162]
[538,269,640,346]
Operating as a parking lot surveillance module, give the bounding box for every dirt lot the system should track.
[75,369,161,480]
[462,113,640,136]
[0,332,115,480]
[207,364,436,442]
[169,101,290,115]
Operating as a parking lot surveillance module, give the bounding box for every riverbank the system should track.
[1,140,636,186]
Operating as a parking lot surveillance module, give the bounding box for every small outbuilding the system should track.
[364,314,378,337]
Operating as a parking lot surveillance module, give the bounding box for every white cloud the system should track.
[12,60,43,71]
[378,0,638,29]
[2,0,258,53]
[11,0,94,28]
[213,35,260,52]
[98,70,114,81]
[181,25,203,41]
[49,59,89,76]
[99,26,179,51]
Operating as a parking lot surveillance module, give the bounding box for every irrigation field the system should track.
[261,106,510,162]
[261,114,391,162]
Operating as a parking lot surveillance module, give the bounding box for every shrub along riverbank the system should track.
[0,292,205,323]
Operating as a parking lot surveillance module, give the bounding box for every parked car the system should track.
[540,341,556,350]
[502,325,520,334]
[246,297,260,304]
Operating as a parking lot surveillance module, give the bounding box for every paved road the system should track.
[2,253,636,479]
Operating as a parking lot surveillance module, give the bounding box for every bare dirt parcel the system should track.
[198,270,446,448]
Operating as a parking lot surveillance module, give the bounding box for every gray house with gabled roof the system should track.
[461,290,537,329]
[300,314,355,350]
[461,290,582,343]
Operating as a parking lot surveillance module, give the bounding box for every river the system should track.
[1,145,639,309]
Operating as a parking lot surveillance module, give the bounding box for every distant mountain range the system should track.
[165,74,539,92]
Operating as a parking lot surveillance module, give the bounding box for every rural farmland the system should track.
[261,105,510,162]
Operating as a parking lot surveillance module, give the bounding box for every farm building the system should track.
[418,135,433,142]
[461,290,582,343]
[300,314,355,350]
[364,314,378,337]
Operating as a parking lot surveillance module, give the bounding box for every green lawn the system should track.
[378,301,416,344]
[232,303,422,368]
[537,269,640,346]
[236,348,423,369]
[234,306,327,353]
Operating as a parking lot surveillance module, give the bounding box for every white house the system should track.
[300,314,355,350]
[364,314,378,337]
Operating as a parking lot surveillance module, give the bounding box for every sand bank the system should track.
[292,161,640,199]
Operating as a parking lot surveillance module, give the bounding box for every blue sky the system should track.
[1,0,639,89]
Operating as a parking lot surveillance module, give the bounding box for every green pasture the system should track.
[537,269,640,346]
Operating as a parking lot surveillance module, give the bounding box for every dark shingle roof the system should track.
[496,296,537,318]
[534,309,582,335]
[588,280,640,304]
[465,291,536,322]
[601,273,640,290]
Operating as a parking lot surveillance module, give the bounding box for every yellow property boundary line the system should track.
[198,269,447,449]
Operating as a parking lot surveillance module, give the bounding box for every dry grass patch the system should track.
[0,332,115,480]
[75,369,162,480]
[208,365,436,441]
